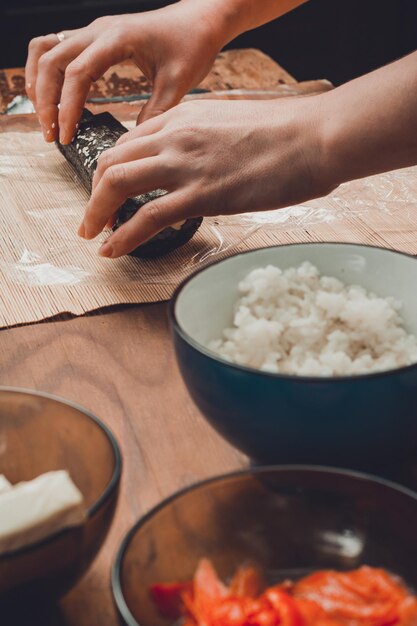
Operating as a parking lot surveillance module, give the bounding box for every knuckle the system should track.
[96,149,113,174]
[116,129,137,146]
[91,14,122,32]
[106,26,125,42]
[181,124,199,136]
[65,61,86,80]
[142,201,164,229]
[28,36,46,51]
[175,124,200,146]
[168,65,185,84]
[104,165,126,190]
[178,100,199,115]
[157,155,179,178]
[108,231,126,249]
[91,16,108,28]
[115,134,127,146]
[38,53,54,71]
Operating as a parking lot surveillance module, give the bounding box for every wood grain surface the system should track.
[0,48,295,626]
[1,40,417,624]
[0,304,246,625]
[0,46,396,626]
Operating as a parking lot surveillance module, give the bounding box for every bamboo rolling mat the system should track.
[1,125,417,329]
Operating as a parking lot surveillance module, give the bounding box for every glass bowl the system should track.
[112,466,417,626]
[0,387,121,604]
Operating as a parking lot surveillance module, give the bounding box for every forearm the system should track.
[180,0,309,48]
[319,51,417,187]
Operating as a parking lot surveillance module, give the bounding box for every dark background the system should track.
[0,0,416,85]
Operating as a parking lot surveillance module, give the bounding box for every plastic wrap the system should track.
[0,197,410,290]
[0,204,341,288]
[1,183,416,289]
[1,127,417,292]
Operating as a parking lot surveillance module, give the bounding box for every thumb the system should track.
[137,70,184,124]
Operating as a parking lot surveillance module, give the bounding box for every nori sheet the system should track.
[57,109,202,258]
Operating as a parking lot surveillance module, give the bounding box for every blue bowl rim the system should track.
[0,386,122,561]
[169,242,417,383]
[111,463,417,626]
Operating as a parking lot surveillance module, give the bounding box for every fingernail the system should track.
[99,242,114,258]
[44,127,53,142]
[83,227,97,240]
[26,82,32,90]
[78,222,86,238]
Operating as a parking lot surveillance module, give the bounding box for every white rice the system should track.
[209,262,417,377]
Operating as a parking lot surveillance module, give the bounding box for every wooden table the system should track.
[0,50,334,626]
[2,305,247,625]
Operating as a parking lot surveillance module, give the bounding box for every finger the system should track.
[35,33,92,142]
[115,113,167,147]
[81,156,173,239]
[99,191,193,258]
[25,34,61,106]
[92,133,162,191]
[25,30,80,106]
[59,36,129,144]
[137,71,184,124]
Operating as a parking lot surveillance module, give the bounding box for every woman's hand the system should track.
[25,2,224,144]
[79,97,331,258]
[83,49,417,260]
[25,0,310,145]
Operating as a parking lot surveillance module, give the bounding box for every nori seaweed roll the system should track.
[57,109,202,258]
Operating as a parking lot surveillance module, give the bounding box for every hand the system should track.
[25,1,223,144]
[79,97,333,258]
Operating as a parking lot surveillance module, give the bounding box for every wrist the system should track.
[289,95,339,202]
[178,0,250,48]
[180,0,310,46]
[315,90,351,190]
[316,75,405,189]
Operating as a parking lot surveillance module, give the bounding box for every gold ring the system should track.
[56,32,65,43]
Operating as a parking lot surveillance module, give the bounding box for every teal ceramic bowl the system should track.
[170,243,417,471]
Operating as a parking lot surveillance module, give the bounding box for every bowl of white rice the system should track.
[170,243,417,469]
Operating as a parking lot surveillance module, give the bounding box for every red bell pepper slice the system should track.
[263,587,303,626]
[229,565,264,598]
[150,581,193,620]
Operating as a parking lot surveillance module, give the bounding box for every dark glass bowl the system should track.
[112,466,417,626]
[170,243,417,471]
[0,387,121,603]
